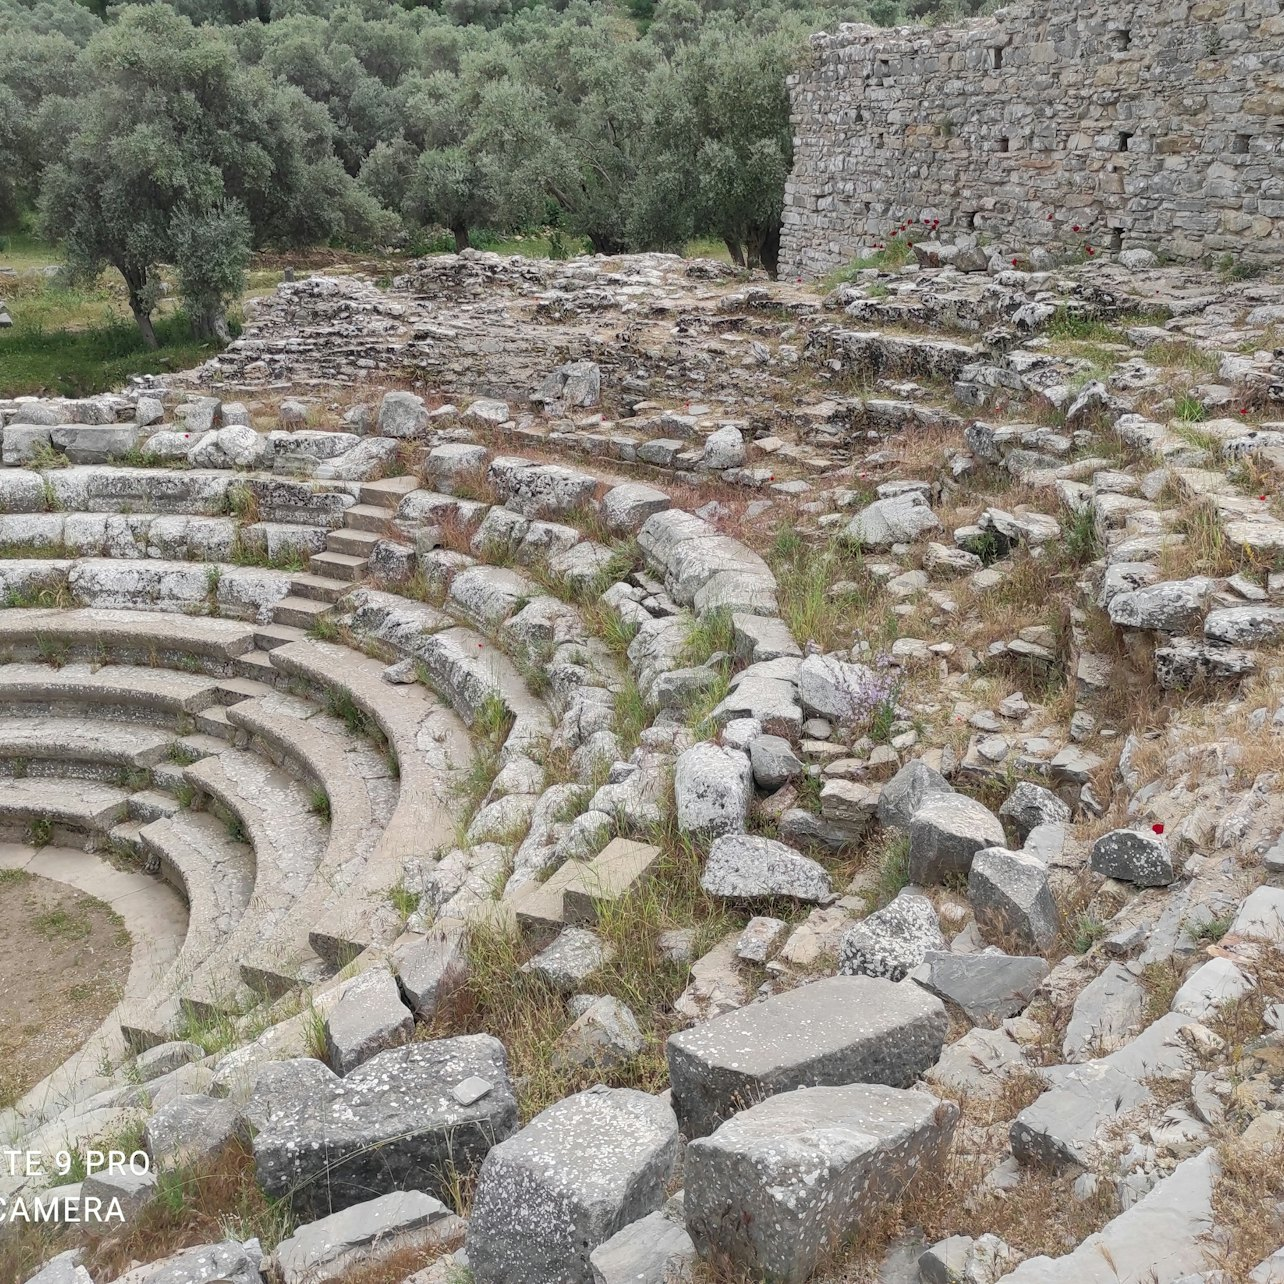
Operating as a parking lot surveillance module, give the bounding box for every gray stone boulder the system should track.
[796,653,887,722]
[144,1093,248,1172]
[909,793,1006,883]
[876,759,952,830]
[600,482,671,534]
[521,927,613,992]
[551,996,644,1071]
[426,442,489,492]
[969,846,1060,953]
[1154,636,1257,688]
[272,1191,462,1284]
[536,360,601,409]
[731,613,800,663]
[378,391,430,438]
[1171,957,1254,1020]
[1090,829,1175,886]
[21,1252,92,1284]
[1107,576,1213,633]
[324,963,414,1074]
[673,743,752,837]
[1204,605,1284,646]
[999,781,1072,844]
[666,974,947,1138]
[251,1037,518,1217]
[748,733,803,790]
[466,1086,678,1284]
[489,456,598,519]
[910,952,1048,1026]
[700,833,833,903]
[845,492,942,550]
[702,425,746,469]
[838,892,945,981]
[588,1206,696,1284]
[684,1084,958,1284]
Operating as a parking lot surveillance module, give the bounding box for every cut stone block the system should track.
[252,1037,518,1217]
[562,838,662,926]
[666,974,947,1139]
[324,963,415,1075]
[466,1086,678,1284]
[684,1084,958,1284]
[909,793,1006,883]
[910,951,1048,1026]
[273,1190,463,1284]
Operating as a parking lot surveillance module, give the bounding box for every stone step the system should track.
[213,676,278,705]
[266,638,472,962]
[0,607,257,666]
[360,476,421,509]
[0,777,130,842]
[290,574,349,604]
[562,838,662,927]
[309,551,369,582]
[228,698,391,996]
[344,503,399,534]
[178,750,329,1017]
[118,809,257,1049]
[327,528,382,557]
[273,596,335,630]
[195,704,237,740]
[254,623,308,649]
[231,649,281,683]
[0,716,175,771]
[0,662,222,724]
[127,788,180,824]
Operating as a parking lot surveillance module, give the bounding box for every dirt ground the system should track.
[0,869,132,1109]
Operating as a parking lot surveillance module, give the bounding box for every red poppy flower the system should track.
[1241,408,1249,416]
[1046,213,1054,220]
[1151,823,1164,835]
[1011,258,1019,266]
[907,241,913,248]
[1260,494,1267,502]
[922,218,930,225]
[890,231,898,238]
[1086,246,1095,255]
[1072,224,1081,232]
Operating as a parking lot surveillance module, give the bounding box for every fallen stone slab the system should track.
[551,996,644,1071]
[998,781,1071,844]
[909,793,1006,883]
[994,1148,1216,1283]
[1170,956,1254,1020]
[1062,963,1146,1062]
[666,974,947,1138]
[466,1086,678,1284]
[107,1239,263,1284]
[272,1191,462,1284]
[910,951,1048,1026]
[392,923,468,1019]
[252,1037,518,1217]
[588,1205,696,1284]
[324,962,414,1074]
[700,833,833,903]
[684,1084,958,1284]
[520,927,613,992]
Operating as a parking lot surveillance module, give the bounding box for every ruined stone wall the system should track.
[779,0,1284,278]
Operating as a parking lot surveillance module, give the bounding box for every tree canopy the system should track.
[0,0,988,340]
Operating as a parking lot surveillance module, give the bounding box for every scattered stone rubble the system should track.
[5,244,1284,1284]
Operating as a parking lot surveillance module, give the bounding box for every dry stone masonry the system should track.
[781,0,1284,277]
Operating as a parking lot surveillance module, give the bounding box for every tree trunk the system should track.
[130,301,159,350]
[756,220,782,280]
[452,223,470,252]
[190,304,231,345]
[724,238,745,267]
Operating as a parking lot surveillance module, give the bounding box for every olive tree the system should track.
[38,4,369,345]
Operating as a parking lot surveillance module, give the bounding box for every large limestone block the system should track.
[466,1086,678,1284]
[909,793,1006,883]
[684,1084,958,1284]
[251,1037,518,1217]
[666,974,947,1139]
